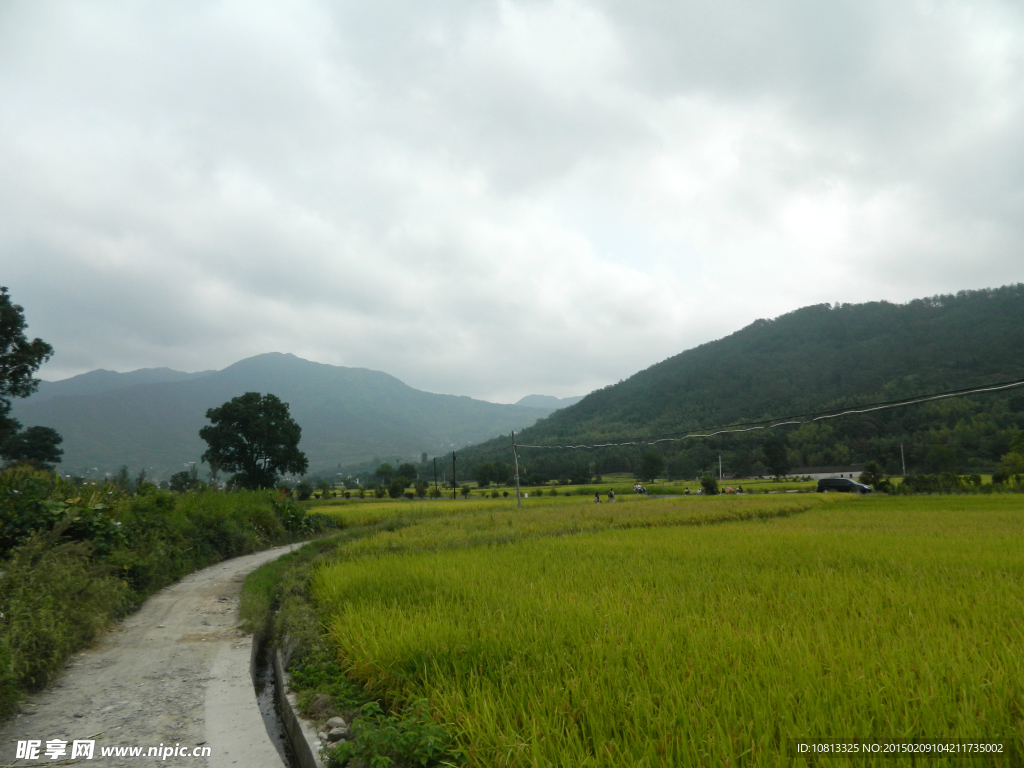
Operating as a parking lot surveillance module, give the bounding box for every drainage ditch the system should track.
[253,637,302,768]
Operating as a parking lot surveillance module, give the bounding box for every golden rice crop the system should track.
[312,495,1024,767]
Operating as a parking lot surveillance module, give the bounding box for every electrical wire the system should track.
[514,376,1024,451]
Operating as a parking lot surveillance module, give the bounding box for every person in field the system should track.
[594,492,601,503]
[608,489,615,502]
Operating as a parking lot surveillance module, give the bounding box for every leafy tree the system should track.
[924,445,958,474]
[859,461,885,488]
[460,483,471,498]
[0,287,54,443]
[474,462,496,487]
[199,392,308,489]
[113,464,131,489]
[169,465,202,492]
[0,425,63,470]
[763,435,790,477]
[375,463,396,486]
[295,480,313,501]
[700,473,719,495]
[636,451,665,482]
[396,463,418,482]
[387,478,407,499]
[1000,452,1024,476]
[414,480,428,498]
[316,480,333,498]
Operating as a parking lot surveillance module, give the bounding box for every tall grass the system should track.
[0,467,333,718]
[311,495,1024,766]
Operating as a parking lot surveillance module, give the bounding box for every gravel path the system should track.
[1,543,302,768]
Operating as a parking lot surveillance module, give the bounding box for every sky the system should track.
[2,0,1022,403]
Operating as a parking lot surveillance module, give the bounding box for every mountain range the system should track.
[10,354,560,479]
[457,284,1024,478]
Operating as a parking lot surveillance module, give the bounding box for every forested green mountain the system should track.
[10,353,551,479]
[456,285,1024,481]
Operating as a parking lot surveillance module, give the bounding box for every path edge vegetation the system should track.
[0,465,335,720]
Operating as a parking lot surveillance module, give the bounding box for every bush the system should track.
[325,700,457,768]
[388,479,407,499]
[900,473,969,493]
[700,474,719,495]
[295,481,313,501]
[0,467,334,717]
[0,528,124,709]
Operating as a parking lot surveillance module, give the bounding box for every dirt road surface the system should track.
[1,543,303,768]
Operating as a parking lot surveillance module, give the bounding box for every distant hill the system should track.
[30,368,214,403]
[457,285,1024,480]
[11,353,552,479]
[514,394,584,410]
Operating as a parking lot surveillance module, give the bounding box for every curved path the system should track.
[1,544,302,768]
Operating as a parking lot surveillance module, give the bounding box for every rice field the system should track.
[307,493,1024,766]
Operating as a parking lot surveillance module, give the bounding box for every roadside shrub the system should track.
[701,474,719,495]
[388,479,407,499]
[0,528,124,717]
[0,468,333,717]
[898,473,980,494]
[325,700,457,768]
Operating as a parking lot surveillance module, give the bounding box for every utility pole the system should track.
[512,431,522,509]
[452,451,457,500]
[719,455,722,481]
[433,458,438,495]
[901,443,906,476]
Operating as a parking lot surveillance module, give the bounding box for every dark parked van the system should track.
[816,478,872,493]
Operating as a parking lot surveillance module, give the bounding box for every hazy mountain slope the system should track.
[457,285,1024,477]
[31,368,214,402]
[11,353,551,478]
[514,394,584,410]
[530,285,1024,441]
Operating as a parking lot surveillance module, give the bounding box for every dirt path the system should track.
[1,543,303,768]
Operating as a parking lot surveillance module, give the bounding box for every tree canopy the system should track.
[0,286,59,462]
[1,287,53,415]
[0,425,63,470]
[199,392,308,489]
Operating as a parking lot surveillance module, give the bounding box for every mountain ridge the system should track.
[454,285,1024,479]
[11,353,553,478]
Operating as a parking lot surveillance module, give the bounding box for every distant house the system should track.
[789,464,865,480]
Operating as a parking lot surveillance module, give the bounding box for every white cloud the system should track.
[1,0,1022,402]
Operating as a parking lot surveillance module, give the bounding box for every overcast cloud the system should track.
[2,0,1022,402]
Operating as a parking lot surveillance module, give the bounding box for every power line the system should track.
[515,377,1024,451]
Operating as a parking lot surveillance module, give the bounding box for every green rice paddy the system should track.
[303,493,1024,766]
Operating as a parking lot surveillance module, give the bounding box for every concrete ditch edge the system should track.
[265,643,327,768]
